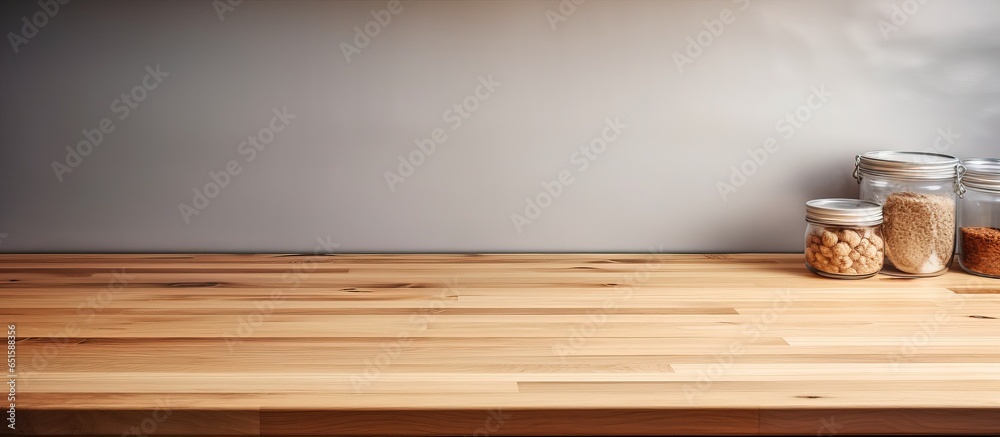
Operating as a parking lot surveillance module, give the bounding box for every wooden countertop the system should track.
[1,254,999,436]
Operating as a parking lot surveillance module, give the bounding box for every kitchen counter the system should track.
[1,254,998,436]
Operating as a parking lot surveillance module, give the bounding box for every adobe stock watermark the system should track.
[682,288,794,403]
[888,285,969,371]
[20,269,133,382]
[384,75,502,192]
[545,0,585,32]
[920,125,960,155]
[340,0,410,64]
[511,116,626,233]
[178,107,295,224]
[212,0,243,21]
[716,84,833,202]
[224,236,338,352]
[469,408,511,437]
[6,0,70,54]
[817,415,844,436]
[877,0,930,41]
[672,0,750,73]
[119,397,172,437]
[51,65,170,182]
[6,324,15,431]
[351,279,460,393]
[551,247,668,362]
[76,269,134,324]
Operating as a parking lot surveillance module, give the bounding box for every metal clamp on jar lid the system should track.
[854,151,965,197]
[806,198,883,227]
[959,158,1000,193]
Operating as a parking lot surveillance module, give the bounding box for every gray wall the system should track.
[1,0,998,253]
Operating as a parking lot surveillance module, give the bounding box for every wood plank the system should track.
[759,409,1000,435]
[13,409,259,436]
[258,409,760,436]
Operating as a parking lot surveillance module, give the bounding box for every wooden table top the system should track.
[1,253,998,436]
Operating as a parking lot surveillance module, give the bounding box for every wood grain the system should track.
[0,254,998,436]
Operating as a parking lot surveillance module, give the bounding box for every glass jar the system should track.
[854,151,962,277]
[957,158,1000,279]
[805,199,884,279]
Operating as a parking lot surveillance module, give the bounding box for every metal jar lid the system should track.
[806,198,883,227]
[854,151,960,182]
[960,158,1000,193]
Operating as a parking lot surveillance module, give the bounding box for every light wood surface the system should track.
[1,254,998,436]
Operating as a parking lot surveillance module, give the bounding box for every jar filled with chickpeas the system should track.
[805,199,885,279]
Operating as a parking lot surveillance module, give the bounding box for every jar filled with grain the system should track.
[854,151,963,277]
[957,158,1000,279]
[805,199,884,279]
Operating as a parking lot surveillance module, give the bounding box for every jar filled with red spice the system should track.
[958,158,1000,278]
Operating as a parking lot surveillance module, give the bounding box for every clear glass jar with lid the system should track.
[805,199,884,279]
[854,151,963,277]
[957,158,1000,279]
